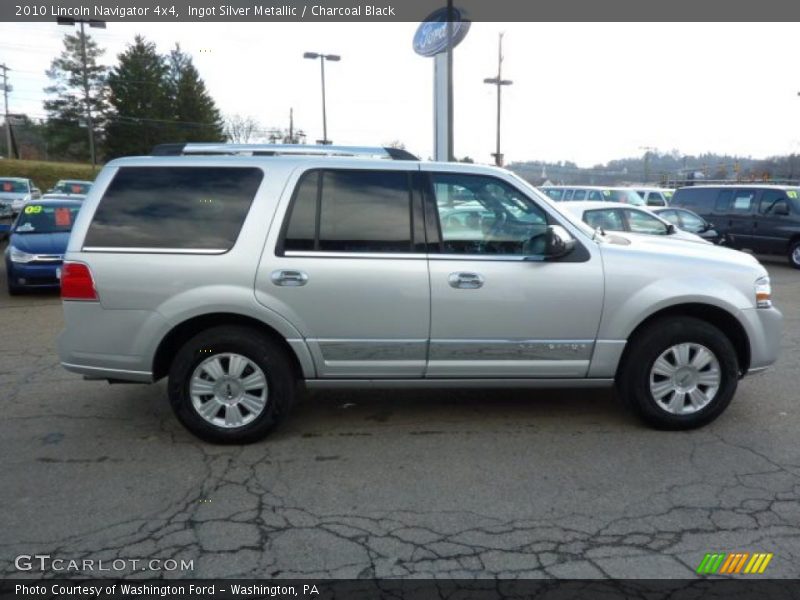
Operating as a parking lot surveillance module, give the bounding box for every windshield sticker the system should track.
[787,190,798,199]
[55,207,72,227]
[17,222,34,232]
[24,205,42,214]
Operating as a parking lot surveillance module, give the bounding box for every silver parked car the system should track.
[0,177,37,215]
[559,201,708,244]
[57,144,782,442]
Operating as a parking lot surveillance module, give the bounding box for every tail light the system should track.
[61,261,98,301]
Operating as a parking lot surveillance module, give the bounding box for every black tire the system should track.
[168,326,295,444]
[617,317,739,430]
[788,240,800,270]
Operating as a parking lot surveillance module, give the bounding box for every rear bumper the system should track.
[738,306,783,373]
[57,301,167,382]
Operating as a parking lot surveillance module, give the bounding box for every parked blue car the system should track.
[4,199,82,295]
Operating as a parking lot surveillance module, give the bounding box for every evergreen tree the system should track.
[43,31,108,162]
[168,45,225,142]
[105,36,172,159]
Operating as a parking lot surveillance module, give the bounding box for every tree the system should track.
[43,30,109,162]
[225,114,260,143]
[105,36,172,159]
[168,45,225,142]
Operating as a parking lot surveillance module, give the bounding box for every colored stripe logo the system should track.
[697,552,773,574]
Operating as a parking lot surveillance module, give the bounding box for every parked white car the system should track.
[632,187,674,207]
[558,201,708,244]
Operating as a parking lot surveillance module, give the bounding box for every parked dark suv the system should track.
[670,185,800,268]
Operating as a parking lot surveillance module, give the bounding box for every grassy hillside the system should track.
[0,159,98,192]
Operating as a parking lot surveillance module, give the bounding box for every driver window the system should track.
[431,173,548,255]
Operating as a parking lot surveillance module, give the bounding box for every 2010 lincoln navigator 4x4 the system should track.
[57,144,783,443]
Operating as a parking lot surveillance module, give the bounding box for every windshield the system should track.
[14,204,80,234]
[53,181,91,195]
[0,179,29,194]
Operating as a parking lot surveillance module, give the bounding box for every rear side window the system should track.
[84,167,262,250]
[715,190,733,212]
[281,169,417,254]
[584,208,624,231]
[573,189,587,200]
[732,190,756,213]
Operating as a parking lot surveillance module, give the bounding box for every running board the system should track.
[304,378,614,390]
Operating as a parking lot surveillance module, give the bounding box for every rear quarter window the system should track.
[83,167,263,251]
[671,188,715,213]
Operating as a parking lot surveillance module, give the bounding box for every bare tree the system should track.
[225,114,260,143]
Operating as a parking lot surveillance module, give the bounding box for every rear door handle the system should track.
[448,272,484,289]
[271,270,308,287]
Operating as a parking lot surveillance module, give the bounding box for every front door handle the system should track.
[448,272,484,289]
[271,269,308,287]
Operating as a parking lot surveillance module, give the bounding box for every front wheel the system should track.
[617,317,739,430]
[168,326,296,443]
[788,240,800,270]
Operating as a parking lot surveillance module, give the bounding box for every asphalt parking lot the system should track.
[0,243,798,579]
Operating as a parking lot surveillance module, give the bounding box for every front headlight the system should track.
[9,246,35,263]
[755,275,772,308]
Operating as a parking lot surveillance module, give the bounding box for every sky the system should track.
[0,21,799,166]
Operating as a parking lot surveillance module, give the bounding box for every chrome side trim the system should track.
[429,340,594,361]
[304,378,615,389]
[316,339,427,361]
[82,247,227,254]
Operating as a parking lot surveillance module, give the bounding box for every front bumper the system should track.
[6,260,62,288]
[738,306,783,374]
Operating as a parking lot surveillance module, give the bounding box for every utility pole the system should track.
[639,146,656,183]
[57,17,105,168]
[0,64,12,159]
[484,33,513,167]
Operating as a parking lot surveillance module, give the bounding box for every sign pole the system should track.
[413,6,470,163]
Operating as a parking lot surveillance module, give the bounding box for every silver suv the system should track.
[57,144,783,442]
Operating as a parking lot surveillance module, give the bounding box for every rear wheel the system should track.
[789,240,800,270]
[168,326,295,443]
[617,317,739,430]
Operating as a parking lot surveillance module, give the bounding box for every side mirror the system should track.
[666,223,677,235]
[546,225,576,257]
[774,202,790,216]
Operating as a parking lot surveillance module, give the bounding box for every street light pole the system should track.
[484,33,512,167]
[57,16,105,168]
[304,52,340,145]
[640,145,656,183]
[0,64,12,159]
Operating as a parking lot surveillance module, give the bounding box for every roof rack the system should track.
[151,143,419,161]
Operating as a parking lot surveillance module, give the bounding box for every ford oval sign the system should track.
[413,7,471,57]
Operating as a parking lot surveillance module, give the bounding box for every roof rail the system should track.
[151,143,419,161]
